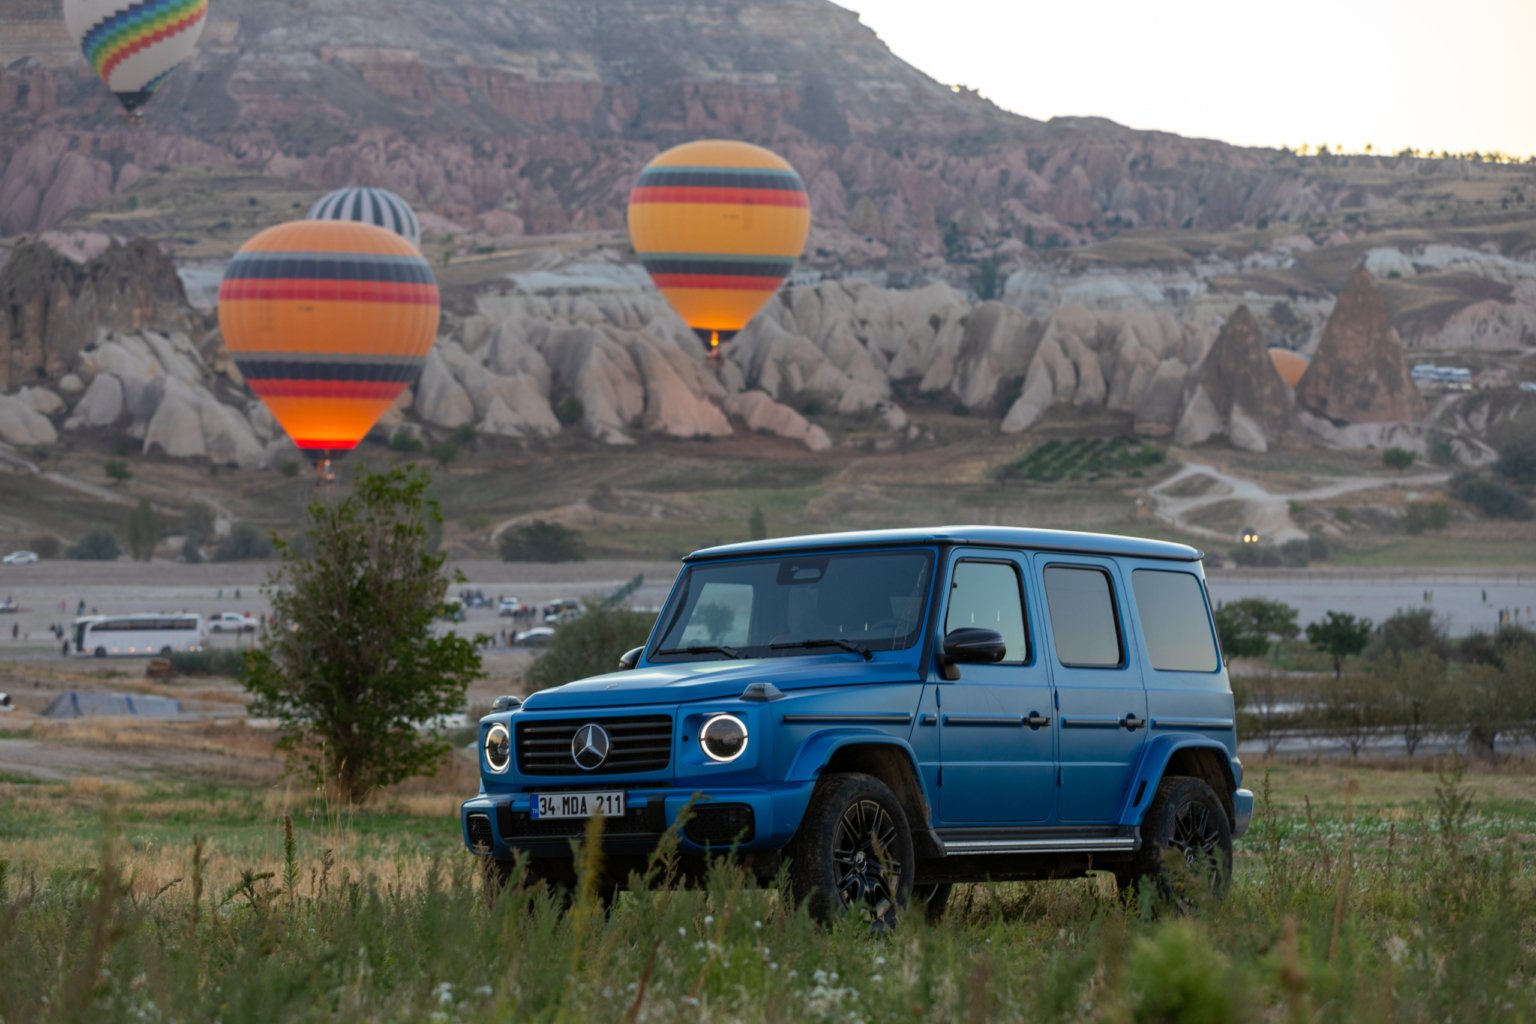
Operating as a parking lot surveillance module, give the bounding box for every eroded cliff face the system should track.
[1295,267,1427,425]
[0,0,1317,246]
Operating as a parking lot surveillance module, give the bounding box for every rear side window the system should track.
[1043,566,1123,668]
[1132,570,1219,672]
[945,561,1028,664]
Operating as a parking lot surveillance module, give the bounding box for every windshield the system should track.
[651,549,934,661]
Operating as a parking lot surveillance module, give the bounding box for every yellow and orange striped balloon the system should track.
[218,220,439,460]
[627,140,811,353]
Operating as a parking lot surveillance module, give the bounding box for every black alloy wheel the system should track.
[1120,775,1233,912]
[789,772,914,927]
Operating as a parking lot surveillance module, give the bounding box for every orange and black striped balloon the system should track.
[628,140,810,352]
[218,220,439,459]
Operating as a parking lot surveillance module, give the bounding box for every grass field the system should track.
[4,744,1536,1022]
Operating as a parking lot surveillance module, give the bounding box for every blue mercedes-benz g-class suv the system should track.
[462,526,1253,920]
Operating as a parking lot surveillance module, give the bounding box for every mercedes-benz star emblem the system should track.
[571,723,611,771]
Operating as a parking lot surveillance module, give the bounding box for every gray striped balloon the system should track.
[307,187,421,249]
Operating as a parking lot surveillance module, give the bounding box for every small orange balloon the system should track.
[218,220,439,459]
[1267,347,1310,388]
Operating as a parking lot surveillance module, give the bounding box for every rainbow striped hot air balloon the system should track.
[218,220,439,465]
[62,0,208,119]
[628,139,811,355]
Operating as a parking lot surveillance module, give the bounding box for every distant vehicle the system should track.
[208,612,258,634]
[459,589,491,609]
[2,551,38,565]
[0,691,12,711]
[1520,382,1536,394]
[498,597,527,617]
[513,626,556,647]
[0,597,17,614]
[544,608,583,626]
[73,614,203,657]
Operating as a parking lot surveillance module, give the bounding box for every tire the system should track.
[1121,776,1233,912]
[94,646,106,658]
[912,882,953,923]
[788,772,914,927]
[159,646,173,657]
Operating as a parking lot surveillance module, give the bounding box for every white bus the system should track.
[72,614,204,657]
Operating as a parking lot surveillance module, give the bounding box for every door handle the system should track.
[1024,712,1051,730]
[1120,713,1143,732]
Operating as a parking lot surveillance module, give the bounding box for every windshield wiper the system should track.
[769,638,872,661]
[654,644,744,660]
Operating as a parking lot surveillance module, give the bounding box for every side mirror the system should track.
[618,646,643,670]
[939,627,1006,681]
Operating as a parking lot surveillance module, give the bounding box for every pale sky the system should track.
[842,0,1536,158]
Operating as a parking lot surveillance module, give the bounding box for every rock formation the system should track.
[1295,267,1427,424]
[1175,306,1298,452]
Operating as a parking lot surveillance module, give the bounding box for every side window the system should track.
[945,561,1028,664]
[678,582,754,646]
[1132,570,1219,672]
[1043,566,1124,668]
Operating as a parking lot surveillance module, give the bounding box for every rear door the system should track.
[934,552,1055,824]
[1034,556,1148,823]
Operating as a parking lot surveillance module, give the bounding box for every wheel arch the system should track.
[789,733,941,859]
[1119,736,1237,828]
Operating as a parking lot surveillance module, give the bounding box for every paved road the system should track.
[1208,572,1535,636]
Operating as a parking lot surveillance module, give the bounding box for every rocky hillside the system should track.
[8,0,1522,267]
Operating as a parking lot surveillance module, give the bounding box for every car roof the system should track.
[685,525,1202,563]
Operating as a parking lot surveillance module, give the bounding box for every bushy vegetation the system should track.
[499,520,586,563]
[68,528,119,561]
[125,498,161,562]
[1228,534,1329,568]
[524,601,655,691]
[997,437,1165,483]
[213,524,275,562]
[2,762,1535,1022]
[1450,472,1533,520]
[167,648,250,677]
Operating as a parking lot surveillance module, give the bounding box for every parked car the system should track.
[0,597,18,614]
[2,551,39,565]
[498,597,527,617]
[463,526,1252,924]
[512,626,556,647]
[208,612,258,633]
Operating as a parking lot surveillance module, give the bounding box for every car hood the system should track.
[520,655,922,711]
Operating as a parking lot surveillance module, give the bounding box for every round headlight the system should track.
[699,714,749,763]
[485,723,511,773]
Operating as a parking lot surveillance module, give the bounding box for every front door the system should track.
[1035,556,1148,824]
[935,553,1056,824]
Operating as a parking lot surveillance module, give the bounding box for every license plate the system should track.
[530,791,626,820]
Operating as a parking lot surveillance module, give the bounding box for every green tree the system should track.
[1368,608,1450,663]
[1451,473,1534,519]
[214,524,275,562]
[69,528,119,561]
[748,505,768,541]
[1403,501,1452,534]
[125,498,160,562]
[556,397,584,427]
[499,520,586,562]
[104,458,131,484]
[1382,447,1416,471]
[1371,649,1448,757]
[182,503,217,547]
[1493,437,1536,485]
[1213,598,1299,660]
[240,466,481,803]
[1306,611,1374,678]
[524,602,655,692]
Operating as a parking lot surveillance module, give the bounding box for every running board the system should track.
[936,829,1139,856]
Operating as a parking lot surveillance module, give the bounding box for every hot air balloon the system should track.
[308,187,422,250]
[62,0,208,120]
[218,220,439,472]
[1267,347,1310,388]
[628,139,810,355]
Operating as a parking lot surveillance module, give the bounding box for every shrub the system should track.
[1493,437,1536,485]
[555,397,584,427]
[104,458,131,483]
[524,603,655,692]
[1279,538,1311,567]
[1403,500,1452,534]
[429,441,460,466]
[389,428,424,453]
[1369,608,1451,663]
[69,528,119,561]
[182,503,217,546]
[214,524,275,562]
[1450,473,1533,519]
[179,538,203,564]
[277,459,302,478]
[30,535,62,559]
[1229,544,1281,568]
[499,520,586,563]
[1383,447,1417,471]
[126,498,161,562]
[748,505,767,541]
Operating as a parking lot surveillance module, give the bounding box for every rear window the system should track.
[1131,570,1219,672]
[1043,566,1124,668]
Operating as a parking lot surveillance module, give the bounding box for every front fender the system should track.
[785,729,924,786]
[1118,734,1237,828]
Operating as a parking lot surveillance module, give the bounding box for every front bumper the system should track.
[461,781,817,862]
[1231,787,1254,838]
